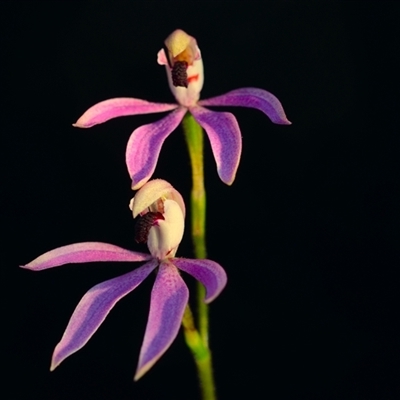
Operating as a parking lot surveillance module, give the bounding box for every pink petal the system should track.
[21,242,152,271]
[50,259,159,370]
[73,98,178,128]
[173,258,227,303]
[134,261,188,380]
[190,106,242,185]
[126,107,187,190]
[199,87,292,125]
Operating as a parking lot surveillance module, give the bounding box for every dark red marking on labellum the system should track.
[172,61,188,88]
[135,212,165,243]
[187,74,199,83]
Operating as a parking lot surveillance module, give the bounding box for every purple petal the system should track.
[73,98,178,128]
[50,259,159,370]
[190,106,241,185]
[199,87,291,125]
[173,258,227,303]
[134,261,188,380]
[21,242,152,271]
[126,107,187,190]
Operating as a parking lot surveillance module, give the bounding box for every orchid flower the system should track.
[74,29,291,189]
[20,179,227,380]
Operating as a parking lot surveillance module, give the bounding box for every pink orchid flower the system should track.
[74,29,291,189]
[21,179,227,380]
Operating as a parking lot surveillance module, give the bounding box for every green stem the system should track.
[181,113,216,400]
[182,306,215,400]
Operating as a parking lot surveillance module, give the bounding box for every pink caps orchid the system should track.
[21,179,227,380]
[74,29,291,189]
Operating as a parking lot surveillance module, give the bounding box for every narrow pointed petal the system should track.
[190,106,241,185]
[126,107,187,190]
[73,98,178,128]
[199,87,291,125]
[134,262,188,380]
[50,259,158,371]
[173,258,227,303]
[21,242,152,271]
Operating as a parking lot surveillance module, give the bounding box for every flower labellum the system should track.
[134,212,164,244]
[160,29,204,105]
[20,179,227,380]
[163,30,196,88]
[74,29,291,189]
[130,179,185,260]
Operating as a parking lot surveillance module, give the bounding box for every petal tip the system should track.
[280,118,292,125]
[220,170,236,186]
[134,361,155,381]
[20,263,40,271]
[72,122,87,128]
[50,346,63,371]
[49,358,59,372]
[223,178,234,186]
[131,178,148,192]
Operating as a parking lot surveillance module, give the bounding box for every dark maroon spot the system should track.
[134,212,164,243]
[172,61,188,88]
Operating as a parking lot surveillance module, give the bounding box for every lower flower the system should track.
[20,179,227,380]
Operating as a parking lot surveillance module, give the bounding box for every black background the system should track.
[2,1,399,399]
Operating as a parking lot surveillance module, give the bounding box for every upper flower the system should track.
[20,179,227,380]
[158,29,204,107]
[74,29,291,189]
